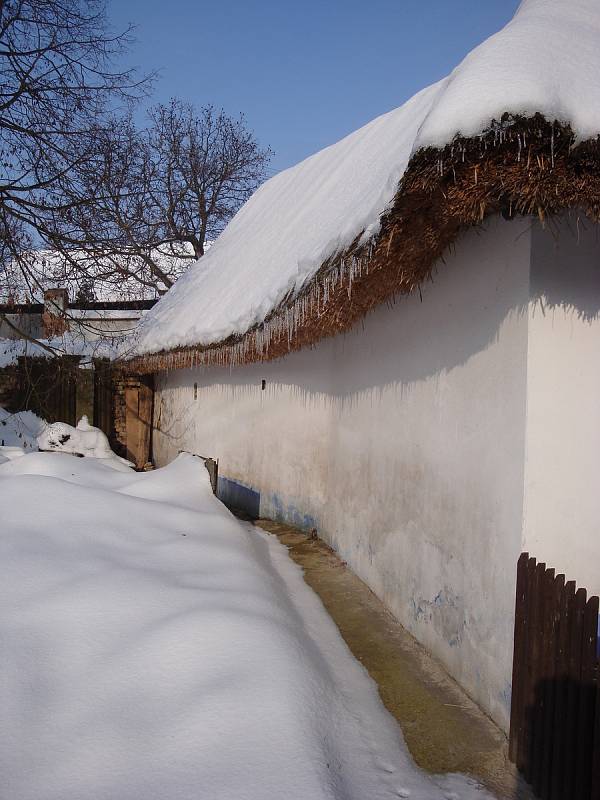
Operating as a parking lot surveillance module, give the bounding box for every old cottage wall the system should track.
[153,216,533,730]
[522,215,600,597]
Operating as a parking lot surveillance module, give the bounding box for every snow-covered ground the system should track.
[0,451,495,799]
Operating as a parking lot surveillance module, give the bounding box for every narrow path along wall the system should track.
[153,215,533,731]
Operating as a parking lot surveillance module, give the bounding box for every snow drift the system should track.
[0,452,494,799]
[132,0,600,358]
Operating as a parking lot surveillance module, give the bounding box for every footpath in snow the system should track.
[0,451,495,799]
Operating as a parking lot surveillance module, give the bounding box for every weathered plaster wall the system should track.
[0,313,42,340]
[0,314,140,342]
[522,215,600,596]
[69,317,141,340]
[153,216,533,731]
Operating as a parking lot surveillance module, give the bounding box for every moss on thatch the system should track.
[123,116,600,375]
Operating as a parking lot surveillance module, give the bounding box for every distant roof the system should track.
[0,299,158,315]
[1,244,194,305]
[129,0,600,372]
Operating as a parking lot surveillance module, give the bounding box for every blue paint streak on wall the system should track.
[268,492,318,531]
[217,476,260,519]
[217,477,317,531]
[499,683,512,714]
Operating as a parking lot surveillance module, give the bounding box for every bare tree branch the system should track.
[55,100,272,294]
[0,0,154,311]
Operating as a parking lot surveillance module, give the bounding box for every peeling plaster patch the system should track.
[411,586,465,649]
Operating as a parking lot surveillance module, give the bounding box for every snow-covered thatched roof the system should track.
[128,0,600,372]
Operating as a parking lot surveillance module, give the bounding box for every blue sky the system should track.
[110,0,521,174]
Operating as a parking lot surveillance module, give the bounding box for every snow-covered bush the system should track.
[0,407,47,451]
[37,415,133,469]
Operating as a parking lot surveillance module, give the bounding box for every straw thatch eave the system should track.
[122,115,600,376]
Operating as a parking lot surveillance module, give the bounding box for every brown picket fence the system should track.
[509,553,600,799]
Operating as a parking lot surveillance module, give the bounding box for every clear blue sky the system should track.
[110,0,521,174]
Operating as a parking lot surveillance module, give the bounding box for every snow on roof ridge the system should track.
[414,0,600,149]
[133,0,600,360]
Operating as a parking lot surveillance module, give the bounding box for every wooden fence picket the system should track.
[509,554,599,800]
[592,664,600,800]
[509,552,529,764]
[577,596,600,800]
[540,573,563,800]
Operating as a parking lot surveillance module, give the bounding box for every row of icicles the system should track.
[148,238,379,374]
[435,120,566,176]
[136,121,582,375]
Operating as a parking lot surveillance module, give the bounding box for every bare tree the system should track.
[61,99,273,294]
[0,3,270,305]
[145,100,272,261]
[0,0,152,304]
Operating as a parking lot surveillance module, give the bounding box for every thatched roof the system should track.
[124,0,600,374]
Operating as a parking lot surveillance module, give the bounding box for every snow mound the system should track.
[37,415,134,470]
[0,406,46,451]
[0,451,496,800]
[133,0,600,358]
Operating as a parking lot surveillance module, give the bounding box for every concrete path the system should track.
[256,519,535,800]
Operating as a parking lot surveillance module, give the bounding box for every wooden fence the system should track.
[509,553,600,799]
[93,358,114,437]
[16,355,78,425]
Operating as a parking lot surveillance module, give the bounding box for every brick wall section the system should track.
[111,374,150,457]
[112,372,129,458]
[111,372,155,466]
[1,360,152,465]
[42,288,69,337]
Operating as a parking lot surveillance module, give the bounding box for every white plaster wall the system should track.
[69,317,140,340]
[523,215,600,595]
[0,315,139,342]
[0,313,42,339]
[153,216,532,731]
